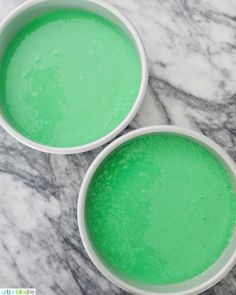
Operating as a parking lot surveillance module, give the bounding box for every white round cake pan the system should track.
[78,125,236,295]
[0,0,148,154]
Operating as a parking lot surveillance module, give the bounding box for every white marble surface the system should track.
[0,0,236,294]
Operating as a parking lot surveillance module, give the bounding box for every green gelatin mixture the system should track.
[86,133,236,285]
[0,9,141,147]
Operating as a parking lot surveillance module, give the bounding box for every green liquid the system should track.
[0,9,141,147]
[86,134,236,285]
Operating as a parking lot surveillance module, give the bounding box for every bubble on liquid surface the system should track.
[52,49,59,57]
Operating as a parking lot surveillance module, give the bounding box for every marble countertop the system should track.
[0,0,236,294]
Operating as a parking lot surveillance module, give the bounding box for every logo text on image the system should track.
[0,289,36,295]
